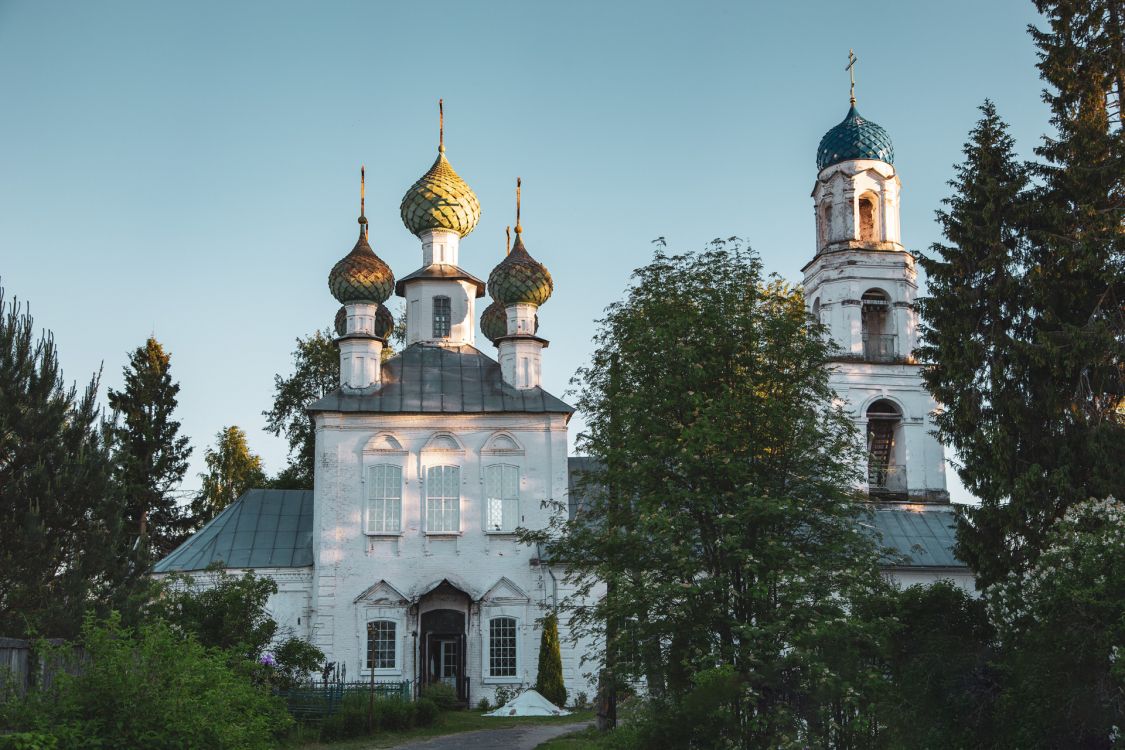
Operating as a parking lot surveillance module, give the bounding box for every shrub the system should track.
[413,697,440,726]
[0,733,58,750]
[493,684,522,708]
[535,613,567,708]
[476,697,492,712]
[6,614,291,750]
[376,697,415,731]
[572,691,589,710]
[421,681,459,710]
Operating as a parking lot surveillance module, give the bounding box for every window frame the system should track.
[365,463,403,536]
[365,619,401,676]
[432,295,452,339]
[483,463,520,533]
[484,615,520,682]
[425,464,461,534]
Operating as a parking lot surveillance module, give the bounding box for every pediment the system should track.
[354,579,408,605]
[481,576,531,603]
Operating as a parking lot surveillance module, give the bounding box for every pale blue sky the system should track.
[0,1,1048,502]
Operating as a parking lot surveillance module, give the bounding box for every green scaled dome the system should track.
[487,230,553,307]
[334,304,394,340]
[400,152,481,238]
[816,105,895,171]
[480,299,507,343]
[328,227,395,304]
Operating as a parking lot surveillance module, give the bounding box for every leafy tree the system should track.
[107,337,193,564]
[263,329,338,490]
[986,497,1125,748]
[265,311,405,489]
[529,241,891,748]
[0,287,118,638]
[190,425,267,525]
[535,612,567,707]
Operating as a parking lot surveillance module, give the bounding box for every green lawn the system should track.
[288,709,594,749]
[533,726,605,749]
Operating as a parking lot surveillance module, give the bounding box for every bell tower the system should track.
[803,54,948,503]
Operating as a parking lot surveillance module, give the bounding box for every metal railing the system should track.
[277,679,412,720]
[868,462,907,494]
[862,333,897,362]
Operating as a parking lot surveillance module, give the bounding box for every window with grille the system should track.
[484,464,519,532]
[433,296,451,338]
[366,464,402,534]
[489,617,517,678]
[426,465,460,533]
[367,621,396,670]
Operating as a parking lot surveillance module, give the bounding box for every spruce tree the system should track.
[190,426,266,525]
[0,286,117,638]
[535,613,567,708]
[107,336,192,565]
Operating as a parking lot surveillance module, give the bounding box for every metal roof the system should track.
[864,504,966,569]
[816,105,895,171]
[152,489,313,573]
[394,264,486,297]
[308,343,574,416]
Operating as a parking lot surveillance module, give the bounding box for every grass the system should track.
[288,709,595,749]
[534,725,606,749]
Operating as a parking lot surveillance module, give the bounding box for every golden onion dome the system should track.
[399,101,480,238]
[486,180,552,307]
[328,226,395,304]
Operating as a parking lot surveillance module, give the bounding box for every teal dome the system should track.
[816,106,894,171]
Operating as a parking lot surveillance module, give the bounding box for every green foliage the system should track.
[271,636,326,690]
[190,425,267,525]
[529,241,892,748]
[986,497,1125,748]
[106,336,193,565]
[263,329,339,489]
[0,733,58,750]
[535,612,567,708]
[5,614,290,750]
[493,684,521,708]
[0,286,117,639]
[413,697,441,726]
[149,567,278,659]
[421,681,459,710]
[476,697,492,711]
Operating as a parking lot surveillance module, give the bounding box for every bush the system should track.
[421,681,459,710]
[476,697,492,711]
[5,614,291,750]
[413,697,440,726]
[535,613,567,708]
[0,733,58,750]
[493,684,522,708]
[318,692,369,741]
[376,697,415,731]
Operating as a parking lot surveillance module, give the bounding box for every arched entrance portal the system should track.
[416,580,472,702]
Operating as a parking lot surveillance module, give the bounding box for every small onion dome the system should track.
[328,229,395,305]
[816,105,895,171]
[480,299,507,343]
[399,152,481,238]
[334,304,394,340]
[487,230,553,307]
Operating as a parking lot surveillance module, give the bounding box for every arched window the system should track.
[426,465,460,533]
[861,289,894,361]
[488,617,517,678]
[367,620,398,671]
[866,400,905,496]
[821,204,833,246]
[858,195,877,242]
[432,296,451,338]
[366,464,402,534]
[484,464,519,532]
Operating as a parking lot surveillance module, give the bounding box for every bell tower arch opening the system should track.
[866,399,906,498]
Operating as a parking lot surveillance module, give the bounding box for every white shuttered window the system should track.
[366,464,402,533]
[484,464,519,532]
[426,465,460,533]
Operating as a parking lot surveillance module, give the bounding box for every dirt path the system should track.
[382,720,590,749]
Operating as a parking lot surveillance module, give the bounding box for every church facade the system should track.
[155,93,970,706]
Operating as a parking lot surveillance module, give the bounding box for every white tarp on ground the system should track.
[485,689,571,717]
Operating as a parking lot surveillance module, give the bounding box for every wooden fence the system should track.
[0,638,82,695]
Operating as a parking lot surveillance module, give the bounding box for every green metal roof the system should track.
[153,489,313,573]
[864,504,965,569]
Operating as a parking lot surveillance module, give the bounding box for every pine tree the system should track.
[107,336,193,565]
[535,613,567,708]
[190,426,267,525]
[0,286,118,638]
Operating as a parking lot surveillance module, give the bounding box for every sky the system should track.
[0,1,1050,503]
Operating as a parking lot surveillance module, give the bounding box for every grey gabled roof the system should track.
[308,343,573,416]
[394,264,486,298]
[153,489,313,573]
[864,504,966,569]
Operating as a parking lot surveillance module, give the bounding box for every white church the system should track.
[155,90,971,705]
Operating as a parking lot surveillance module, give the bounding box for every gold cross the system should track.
[846,49,858,105]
